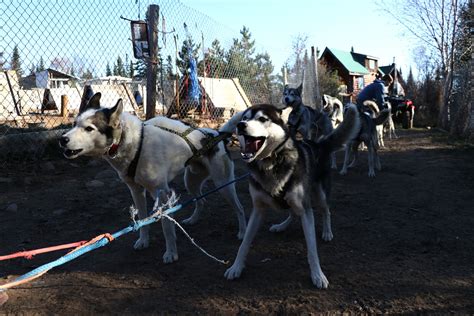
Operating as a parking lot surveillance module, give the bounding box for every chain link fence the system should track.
[1,0,295,162]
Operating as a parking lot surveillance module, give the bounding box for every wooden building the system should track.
[319,47,379,101]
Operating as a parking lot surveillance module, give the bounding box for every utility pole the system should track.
[146,5,159,120]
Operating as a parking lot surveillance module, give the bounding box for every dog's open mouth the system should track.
[63,148,83,158]
[240,135,265,161]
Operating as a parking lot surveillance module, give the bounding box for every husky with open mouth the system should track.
[220,103,360,288]
[59,93,247,263]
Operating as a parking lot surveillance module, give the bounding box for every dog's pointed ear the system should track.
[297,83,303,94]
[109,99,123,128]
[284,84,289,90]
[79,92,101,114]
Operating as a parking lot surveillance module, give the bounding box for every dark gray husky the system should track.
[282,84,338,169]
[220,103,360,288]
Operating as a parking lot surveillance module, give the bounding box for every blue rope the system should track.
[0,173,249,291]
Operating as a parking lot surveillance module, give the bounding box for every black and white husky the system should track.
[282,84,338,169]
[59,93,247,263]
[220,103,360,288]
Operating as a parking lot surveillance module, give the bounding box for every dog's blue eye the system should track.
[258,117,268,123]
[85,126,94,132]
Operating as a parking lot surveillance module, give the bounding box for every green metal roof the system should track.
[323,47,369,75]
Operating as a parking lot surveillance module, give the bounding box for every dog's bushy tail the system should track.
[374,109,390,125]
[319,103,360,153]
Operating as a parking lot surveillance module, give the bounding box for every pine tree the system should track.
[405,67,416,99]
[116,56,125,77]
[36,57,46,72]
[106,63,112,76]
[11,44,23,77]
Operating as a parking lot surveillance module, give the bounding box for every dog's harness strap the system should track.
[154,125,229,167]
[127,123,145,178]
[156,126,199,156]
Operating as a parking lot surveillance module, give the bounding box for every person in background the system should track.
[356,74,393,113]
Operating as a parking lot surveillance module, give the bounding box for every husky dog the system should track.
[220,103,360,288]
[339,101,390,177]
[322,94,344,129]
[282,84,337,169]
[383,101,398,141]
[59,93,247,263]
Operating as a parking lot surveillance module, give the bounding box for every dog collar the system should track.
[106,125,123,159]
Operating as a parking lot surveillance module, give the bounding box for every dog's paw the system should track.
[331,163,337,170]
[322,230,333,242]
[311,271,329,289]
[133,237,149,250]
[162,250,178,263]
[368,170,376,177]
[181,215,198,226]
[339,169,348,175]
[224,263,244,280]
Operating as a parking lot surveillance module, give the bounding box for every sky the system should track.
[180,0,415,76]
[2,0,416,79]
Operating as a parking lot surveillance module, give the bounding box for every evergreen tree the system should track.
[36,57,46,72]
[134,58,147,79]
[115,56,125,76]
[224,26,260,103]
[405,67,417,99]
[106,63,112,76]
[199,39,225,78]
[254,52,275,103]
[11,44,23,77]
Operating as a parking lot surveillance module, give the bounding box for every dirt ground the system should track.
[1,128,473,314]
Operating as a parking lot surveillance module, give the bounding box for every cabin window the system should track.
[358,77,364,89]
[368,59,376,70]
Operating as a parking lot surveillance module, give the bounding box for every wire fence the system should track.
[0,0,294,162]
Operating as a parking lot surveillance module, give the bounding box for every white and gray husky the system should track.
[59,93,247,263]
[339,101,390,177]
[220,103,360,288]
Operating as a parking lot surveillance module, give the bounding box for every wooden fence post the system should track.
[61,95,69,119]
[146,5,159,120]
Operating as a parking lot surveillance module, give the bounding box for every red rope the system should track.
[0,241,88,261]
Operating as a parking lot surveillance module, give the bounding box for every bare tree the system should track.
[378,0,466,129]
[286,33,308,85]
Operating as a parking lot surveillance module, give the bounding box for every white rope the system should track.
[130,191,229,265]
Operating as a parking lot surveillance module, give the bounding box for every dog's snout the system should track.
[60,135,69,147]
[284,97,290,103]
[236,121,247,133]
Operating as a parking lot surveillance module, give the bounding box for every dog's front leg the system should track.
[225,208,263,280]
[127,183,150,250]
[300,208,329,289]
[155,189,178,263]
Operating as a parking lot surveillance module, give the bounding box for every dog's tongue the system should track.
[243,138,262,154]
